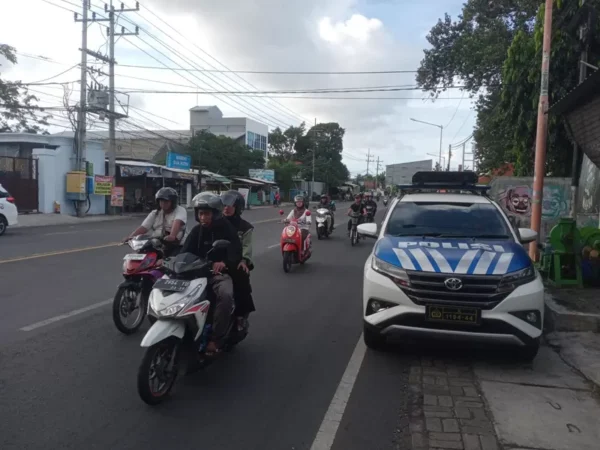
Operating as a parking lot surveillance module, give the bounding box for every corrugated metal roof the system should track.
[201,170,232,183]
[232,177,264,186]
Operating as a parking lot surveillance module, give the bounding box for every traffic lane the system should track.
[0,216,288,343]
[0,206,284,261]
[0,222,373,450]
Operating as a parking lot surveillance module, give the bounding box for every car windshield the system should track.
[385,201,513,239]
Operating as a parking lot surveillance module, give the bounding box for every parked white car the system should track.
[0,184,18,236]
[359,171,544,361]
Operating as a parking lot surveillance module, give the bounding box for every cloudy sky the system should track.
[1,0,476,177]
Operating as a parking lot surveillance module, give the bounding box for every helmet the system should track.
[294,194,304,204]
[192,192,223,222]
[320,194,328,201]
[155,187,178,207]
[221,190,245,216]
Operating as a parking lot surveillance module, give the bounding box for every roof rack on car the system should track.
[396,171,491,196]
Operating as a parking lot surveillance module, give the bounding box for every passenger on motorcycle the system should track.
[318,194,335,231]
[347,194,366,236]
[221,190,255,331]
[181,192,243,356]
[286,195,312,253]
[124,187,187,257]
[363,192,378,219]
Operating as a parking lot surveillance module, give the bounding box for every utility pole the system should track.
[461,142,466,171]
[311,118,317,199]
[107,0,139,214]
[366,148,374,176]
[447,144,452,171]
[375,156,383,189]
[530,0,554,260]
[74,0,90,217]
[570,0,592,217]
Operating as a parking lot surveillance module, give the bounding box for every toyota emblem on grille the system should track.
[444,277,463,291]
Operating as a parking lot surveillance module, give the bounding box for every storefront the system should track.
[162,168,198,207]
[114,160,163,212]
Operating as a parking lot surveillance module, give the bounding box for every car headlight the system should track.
[371,256,410,287]
[497,266,536,292]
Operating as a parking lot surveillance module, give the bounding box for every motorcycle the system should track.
[313,206,333,240]
[279,209,312,272]
[136,242,249,405]
[113,235,165,335]
[383,197,389,207]
[349,212,362,246]
[365,204,375,223]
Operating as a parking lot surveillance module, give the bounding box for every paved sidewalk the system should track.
[407,345,600,450]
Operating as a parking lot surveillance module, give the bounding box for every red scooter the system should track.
[279,209,312,273]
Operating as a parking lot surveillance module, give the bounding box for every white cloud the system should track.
[0,0,475,174]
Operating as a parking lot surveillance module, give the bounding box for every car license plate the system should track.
[425,305,481,325]
[123,253,145,260]
[153,279,190,292]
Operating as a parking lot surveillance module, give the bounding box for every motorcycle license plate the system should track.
[153,279,190,292]
[123,253,145,260]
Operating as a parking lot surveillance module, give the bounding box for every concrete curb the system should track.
[544,292,600,333]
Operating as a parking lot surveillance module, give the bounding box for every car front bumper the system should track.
[362,257,544,347]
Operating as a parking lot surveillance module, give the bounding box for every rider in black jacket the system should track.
[220,190,255,330]
[317,194,335,232]
[347,194,366,235]
[363,192,378,221]
[181,192,243,356]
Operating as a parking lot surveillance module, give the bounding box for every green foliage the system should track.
[0,45,49,133]
[267,159,298,194]
[417,0,595,176]
[268,122,350,187]
[185,130,265,175]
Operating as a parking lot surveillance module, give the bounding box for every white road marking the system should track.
[267,243,280,249]
[309,334,367,450]
[20,299,112,331]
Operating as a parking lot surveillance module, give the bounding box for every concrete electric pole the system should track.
[366,149,374,176]
[447,144,452,171]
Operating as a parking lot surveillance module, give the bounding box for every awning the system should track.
[232,177,264,186]
[201,170,232,184]
[249,177,276,185]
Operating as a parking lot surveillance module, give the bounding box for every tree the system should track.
[184,130,265,175]
[0,45,49,133]
[417,0,598,176]
[268,123,306,163]
[376,172,386,188]
[268,122,350,188]
[267,159,299,197]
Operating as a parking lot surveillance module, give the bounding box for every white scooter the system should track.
[313,206,333,240]
[136,240,249,405]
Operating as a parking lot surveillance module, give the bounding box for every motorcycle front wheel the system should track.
[137,337,181,405]
[351,228,358,246]
[283,251,293,272]
[112,284,146,335]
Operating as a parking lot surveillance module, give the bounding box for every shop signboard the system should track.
[249,169,275,182]
[238,188,250,208]
[110,186,124,207]
[166,152,192,171]
[94,175,113,195]
[119,165,161,177]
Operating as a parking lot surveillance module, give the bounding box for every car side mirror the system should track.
[357,223,378,238]
[518,228,537,244]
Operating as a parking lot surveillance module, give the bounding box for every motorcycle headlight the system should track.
[151,284,203,317]
[497,266,536,293]
[159,302,187,317]
[371,256,410,287]
[130,240,147,251]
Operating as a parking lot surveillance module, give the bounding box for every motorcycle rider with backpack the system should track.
[220,190,255,331]
[181,192,243,356]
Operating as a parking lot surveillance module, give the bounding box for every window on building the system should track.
[260,135,267,151]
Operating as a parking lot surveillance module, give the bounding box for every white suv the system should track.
[358,172,544,361]
[0,184,19,236]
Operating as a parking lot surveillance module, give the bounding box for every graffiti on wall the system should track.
[497,184,569,219]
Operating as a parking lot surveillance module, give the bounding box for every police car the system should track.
[357,171,543,361]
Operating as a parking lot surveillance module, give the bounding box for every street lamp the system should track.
[411,118,443,168]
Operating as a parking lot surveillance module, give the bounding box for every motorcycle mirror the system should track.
[212,239,230,249]
[305,210,311,216]
[279,209,284,215]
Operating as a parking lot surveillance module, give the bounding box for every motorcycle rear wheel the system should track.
[137,337,180,405]
[283,251,292,273]
[112,285,146,335]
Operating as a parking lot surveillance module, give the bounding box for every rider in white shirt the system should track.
[286,195,312,251]
[125,187,187,256]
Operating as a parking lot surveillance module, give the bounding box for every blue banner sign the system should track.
[166,152,192,170]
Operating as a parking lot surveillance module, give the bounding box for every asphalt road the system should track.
[0,202,416,450]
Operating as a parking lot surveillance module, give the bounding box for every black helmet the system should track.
[192,192,223,222]
[221,190,245,216]
[155,187,178,207]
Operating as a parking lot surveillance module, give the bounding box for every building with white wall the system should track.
[0,133,106,215]
[386,159,433,186]
[190,106,269,159]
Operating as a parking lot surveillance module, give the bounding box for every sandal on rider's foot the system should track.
[204,342,222,357]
